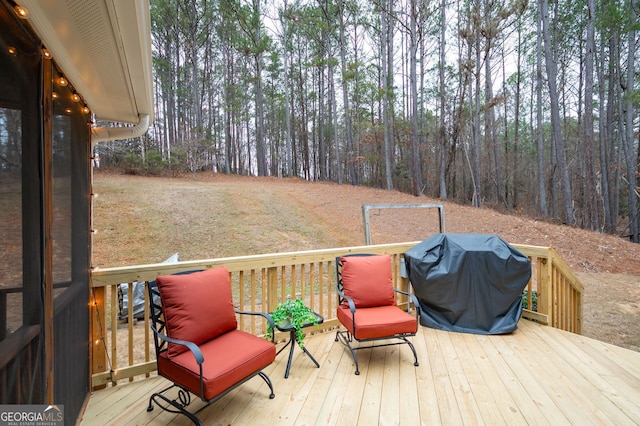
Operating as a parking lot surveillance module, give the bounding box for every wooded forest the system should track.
[96,0,640,242]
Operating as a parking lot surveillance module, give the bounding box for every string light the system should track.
[90,286,113,377]
[71,93,81,102]
[42,48,52,59]
[64,107,72,114]
[52,92,58,100]
[82,106,90,114]
[7,46,16,55]
[57,76,68,86]
[14,5,29,19]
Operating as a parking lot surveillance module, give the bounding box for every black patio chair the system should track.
[146,266,276,425]
[335,254,421,375]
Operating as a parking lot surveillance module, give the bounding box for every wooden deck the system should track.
[80,319,640,425]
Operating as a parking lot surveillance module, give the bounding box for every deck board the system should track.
[413,328,443,424]
[459,332,523,425]
[295,337,346,424]
[333,345,368,425]
[528,321,640,423]
[80,319,640,425]
[398,343,420,426]
[488,325,578,425]
[447,330,504,425]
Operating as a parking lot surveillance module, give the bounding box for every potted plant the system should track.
[267,298,319,349]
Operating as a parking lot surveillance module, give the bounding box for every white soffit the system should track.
[16,0,153,124]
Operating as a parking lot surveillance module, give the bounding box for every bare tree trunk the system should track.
[382,0,395,190]
[337,1,357,185]
[301,92,309,180]
[245,117,252,174]
[281,0,293,177]
[584,0,599,230]
[622,0,638,242]
[611,32,622,226]
[328,50,342,184]
[409,0,422,196]
[246,0,267,176]
[185,0,202,132]
[223,45,233,174]
[386,1,395,187]
[318,64,327,180]
[535,2,548,217]
[512,20,523,209]
[167,37,177,163]
[485,53,500,204]
[159,74,168,159]
[471,23,482,208]
[541,0,574,224]
[597,16,612,232]
[438,0,447,199]
[256,41,267,173]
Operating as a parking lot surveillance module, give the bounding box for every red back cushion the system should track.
[156,267,237,358]
[340,255,395,307]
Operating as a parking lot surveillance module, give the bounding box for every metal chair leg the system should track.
[403,337,420,366]
[336,329,360,375]
[259,371,276,399]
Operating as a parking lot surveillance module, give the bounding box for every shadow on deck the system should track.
[81,319,640,425]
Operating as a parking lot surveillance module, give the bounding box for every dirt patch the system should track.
[93,170,640,352]
[579,272,640,351]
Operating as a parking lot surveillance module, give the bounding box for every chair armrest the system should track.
[235,310,277,342]
[337,287,358,335]
[393,288,422,316]
[337,287,357,313]
[150,324,204,364]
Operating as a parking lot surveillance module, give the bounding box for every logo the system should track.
[0,405,64,426]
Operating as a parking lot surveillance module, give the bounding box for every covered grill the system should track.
[405,234,531,334]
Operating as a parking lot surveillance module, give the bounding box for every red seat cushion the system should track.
[156,267,238,358]
[340,255,395,307]
[157,329,276,401]
[337,304,417,340]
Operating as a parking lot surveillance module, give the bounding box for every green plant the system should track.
[123,152,143,175]
[267,298,318,349]
[522,290,538,311]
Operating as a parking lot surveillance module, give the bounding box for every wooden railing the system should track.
[88,242,583,389]
[516,244,584,333]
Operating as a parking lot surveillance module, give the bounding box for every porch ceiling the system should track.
[16,0,153,124]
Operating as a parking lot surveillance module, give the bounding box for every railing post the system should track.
[267,267,278,312]
[576,287,583,335]
[538,256,553,327]
[393,253,411,310]
[90,287,106,390]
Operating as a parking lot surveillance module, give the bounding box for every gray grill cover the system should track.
[405,234,531,334]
